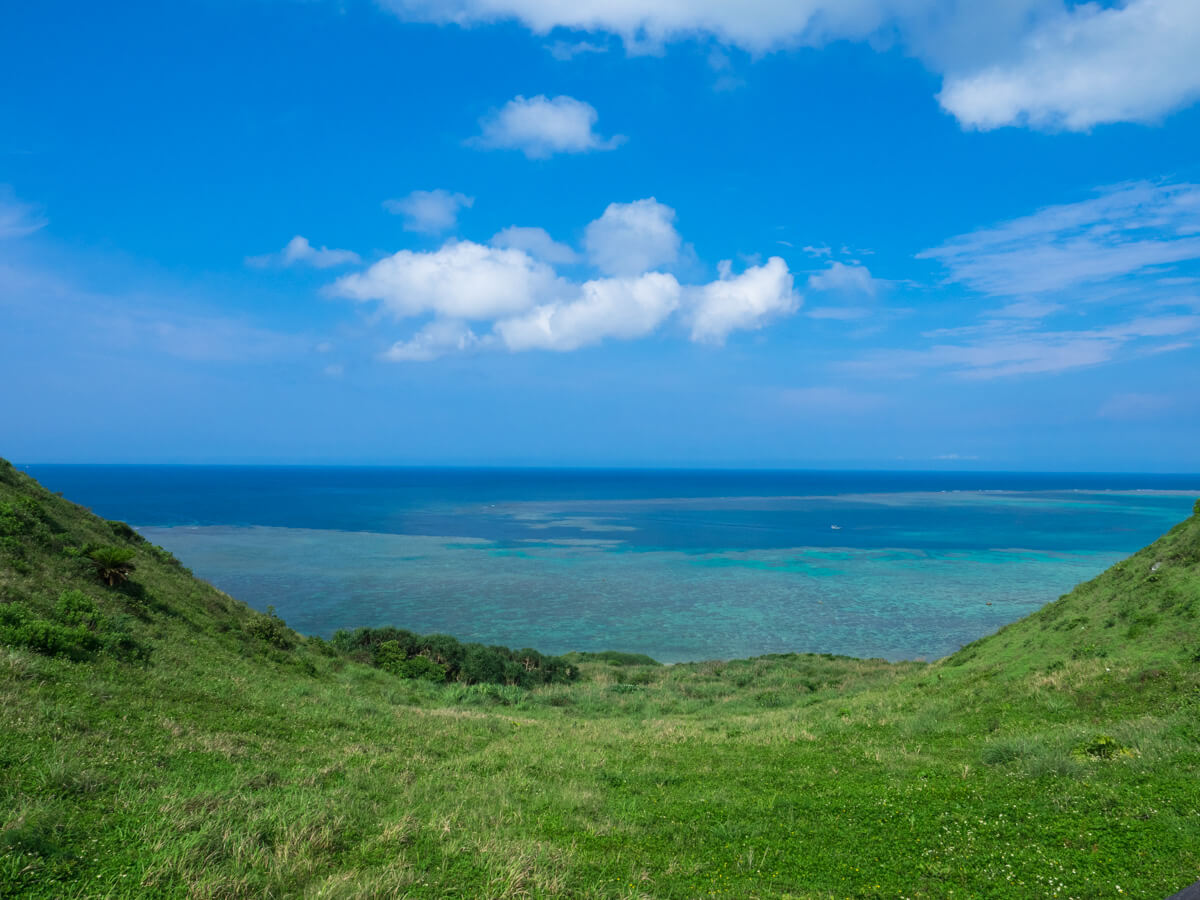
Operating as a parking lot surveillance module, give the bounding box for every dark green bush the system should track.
[374,639,408,674]
[398,654,447,682]
[0,602,101,660]
[245,606,295,650]
[0,591,147,662]
[106,520,145,543]
[335,626,578,687]
[462,644,507,684]
[55,589,100,628]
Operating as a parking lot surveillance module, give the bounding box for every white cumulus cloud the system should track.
[383,189,474,234]
[687,257,799,344]
[939,0,1200,131]
[584,198,681,277]
[470,94,624,159]
[332,198,803,360]
[490,225,580,264]
[331,240,561,320]
[495,272,680,351]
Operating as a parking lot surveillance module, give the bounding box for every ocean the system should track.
[23,466,1200,662]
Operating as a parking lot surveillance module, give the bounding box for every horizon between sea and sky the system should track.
[23,464,1200,661]
[3,0,1200,470]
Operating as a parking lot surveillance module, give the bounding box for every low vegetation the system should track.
[1,456,1197,898]
[331,626,579,687]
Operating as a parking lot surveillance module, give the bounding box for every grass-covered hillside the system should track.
[1,458,1198,899]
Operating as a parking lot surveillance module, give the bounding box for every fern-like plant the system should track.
[88,545,136,586]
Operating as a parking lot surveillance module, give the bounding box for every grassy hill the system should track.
[1,458,1197,898]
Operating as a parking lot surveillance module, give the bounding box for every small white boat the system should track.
[830,524,841,530]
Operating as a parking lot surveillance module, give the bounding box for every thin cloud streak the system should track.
[918,181,1200,297]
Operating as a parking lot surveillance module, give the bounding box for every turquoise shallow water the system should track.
[24,466,1199,662]
[137,525,1128,661]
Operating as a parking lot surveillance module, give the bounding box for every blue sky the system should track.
[3,0,1199,469]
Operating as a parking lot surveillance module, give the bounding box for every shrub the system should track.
[88,546,136,586]
[0,602,101,661]
[0,592,147,663]
[462,644,508,684]
[107,520,145,543]
[397,655,447,682]
[374,639,408,674]
[245,606,295,650]
[343,626,579,687]
[55,590,100,628]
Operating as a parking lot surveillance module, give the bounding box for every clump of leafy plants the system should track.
[1074,734,1135,760]
[332,626,579,687]
[0,589,145,662]
[245,605,296,649]
[87,546,137,587]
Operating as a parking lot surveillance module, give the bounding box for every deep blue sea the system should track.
[23,466,1200,662]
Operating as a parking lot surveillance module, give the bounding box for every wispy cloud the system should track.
[0,186,47,239]
[384,189,474,234]
[845,313,1200,380]
[804,261,890,324]
[2,249,311,366]
[918,181,1200,297]
[383,319,485,362]
[807,261,884,297]
[247,235,361,269]
[546,40,607,61]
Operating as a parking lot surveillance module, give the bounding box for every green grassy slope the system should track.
[1,459,1198,899]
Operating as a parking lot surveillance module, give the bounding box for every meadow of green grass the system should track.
[1,457,1198,898]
